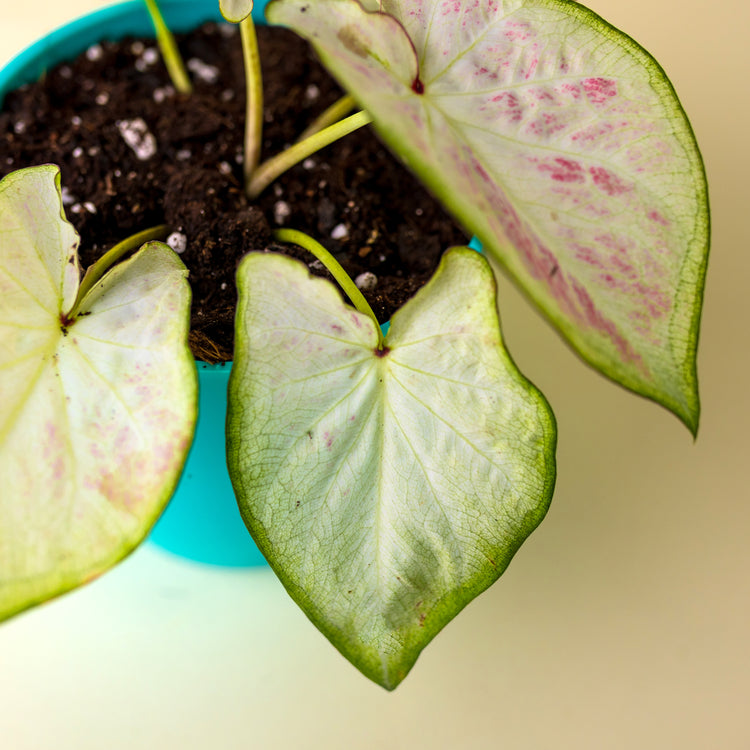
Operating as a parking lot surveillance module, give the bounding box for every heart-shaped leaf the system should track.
[267,0,709,433]
[227,247,556,689]
[0,166,197,622]
[220,0,254,23]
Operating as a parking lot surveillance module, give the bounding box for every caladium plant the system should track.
[0,0,708,691]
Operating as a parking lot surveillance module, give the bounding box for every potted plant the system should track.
[0,0,708,690]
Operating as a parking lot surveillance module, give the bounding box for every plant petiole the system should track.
[66,224,169,319]
[247,110,372,199]
[296,95,357,142]
[142,0,192,95]
[240,15,264,189]
[273,228,385,350]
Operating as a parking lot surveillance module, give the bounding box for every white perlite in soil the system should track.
[116,118,157,161]
[166,232,188,254]
[355,272,378,292]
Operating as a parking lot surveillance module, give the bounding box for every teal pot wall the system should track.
[1,0,270,566]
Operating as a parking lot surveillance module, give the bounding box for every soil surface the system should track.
[0,23,468,361]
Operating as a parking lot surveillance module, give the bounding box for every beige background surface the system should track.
[1,1,748,748]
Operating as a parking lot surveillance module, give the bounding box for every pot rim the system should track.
[0,1,246,105]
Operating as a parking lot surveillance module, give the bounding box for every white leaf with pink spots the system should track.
[268,0,708,431]
[0,166,197,622]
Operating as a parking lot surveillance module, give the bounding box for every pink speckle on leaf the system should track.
[574,244,605,269]
[571,279,646,371]
[557,82,581,99]
[440,0,461,15]
[464,151,653,367]
[589,166,629,196]
[492,91,517,106]
[489,91,522,122]
[468,156,577,317]
[610,253,638,280]
[51,456,65,482]
[571,121,614,145]
[473,160,493,185]
[635,282,671,318]
[575,234,671,329]
[584,234,639,280]
[582,77,617,106]
[538,158,585,183]
[525,112,568,139]
[532,88,554,103]
[474,65,498,81]
[648,210,670,226]
[503,21,531,42]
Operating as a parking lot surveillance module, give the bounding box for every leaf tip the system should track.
[680,396,700,440]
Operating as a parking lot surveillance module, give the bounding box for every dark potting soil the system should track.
[0,23,468,361]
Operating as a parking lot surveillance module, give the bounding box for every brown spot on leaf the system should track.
[337,25,369,59]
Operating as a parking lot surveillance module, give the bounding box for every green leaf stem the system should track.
[142,0,192,94]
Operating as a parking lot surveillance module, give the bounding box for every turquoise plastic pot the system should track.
[1,0,270,567]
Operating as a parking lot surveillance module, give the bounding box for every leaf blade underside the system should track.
[267,0,709,432]
[228,248,556,689]
[0,166,197,622]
